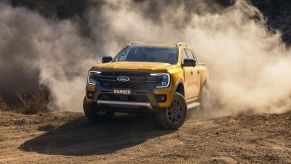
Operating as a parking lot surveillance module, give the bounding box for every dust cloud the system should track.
[0,0,290,115]
[0,2,99,109]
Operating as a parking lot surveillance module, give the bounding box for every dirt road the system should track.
[0,110,290,163]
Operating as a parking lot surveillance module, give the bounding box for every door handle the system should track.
[190,70,193,75]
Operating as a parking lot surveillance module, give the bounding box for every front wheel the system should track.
[83,98,114,122]
[155,92,187,130]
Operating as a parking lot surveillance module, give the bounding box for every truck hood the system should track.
[94,62,175,72]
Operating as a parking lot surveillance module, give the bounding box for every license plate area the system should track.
[113,89,131,95]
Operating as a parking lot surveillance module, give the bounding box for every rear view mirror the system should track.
[182,59,196,67]
[102,56,112,63]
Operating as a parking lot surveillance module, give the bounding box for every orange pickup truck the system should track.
[84,42,208,129]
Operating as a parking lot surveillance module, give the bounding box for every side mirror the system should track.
[102,56,112,63]
[182,59,196,67]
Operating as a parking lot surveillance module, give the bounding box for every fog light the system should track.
[155,94,167,103]
[87,92,95,99]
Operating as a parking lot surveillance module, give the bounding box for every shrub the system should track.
[0,96,8,111]
[17,89,50,114]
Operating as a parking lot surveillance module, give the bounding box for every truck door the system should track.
[185,48,201,98]
[181,48,196,100]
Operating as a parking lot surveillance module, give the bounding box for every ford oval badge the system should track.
[117,76,130,82]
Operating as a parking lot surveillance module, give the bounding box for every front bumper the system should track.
[98,100,153,109]
[85,81,174,112]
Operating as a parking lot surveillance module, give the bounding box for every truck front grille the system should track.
[98,72,160,89]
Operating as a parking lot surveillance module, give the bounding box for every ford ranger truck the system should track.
[84,42,208,129]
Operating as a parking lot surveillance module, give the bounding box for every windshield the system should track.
[114,46,178,64]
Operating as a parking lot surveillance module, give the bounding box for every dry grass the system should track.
[17,89,50,115]
[0,96,8,110]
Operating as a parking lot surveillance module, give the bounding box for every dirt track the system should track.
[0,110,290,163]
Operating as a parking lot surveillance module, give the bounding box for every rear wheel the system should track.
[155,92,187,130]
[83,98,114,122]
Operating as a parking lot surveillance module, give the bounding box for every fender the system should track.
[172,79,184,98]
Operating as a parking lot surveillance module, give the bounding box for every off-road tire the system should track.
[83,98,114,122]
[155,92,187,130]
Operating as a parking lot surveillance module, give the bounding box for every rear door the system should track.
[181,48,196,100]
[185,48,201,98]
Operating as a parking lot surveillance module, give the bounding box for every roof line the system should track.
[128,41,188,47]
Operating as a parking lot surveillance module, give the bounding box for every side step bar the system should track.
[187,102,200,110]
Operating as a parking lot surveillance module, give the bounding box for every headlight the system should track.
[150,73,170,88]
[88,71,101,85]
